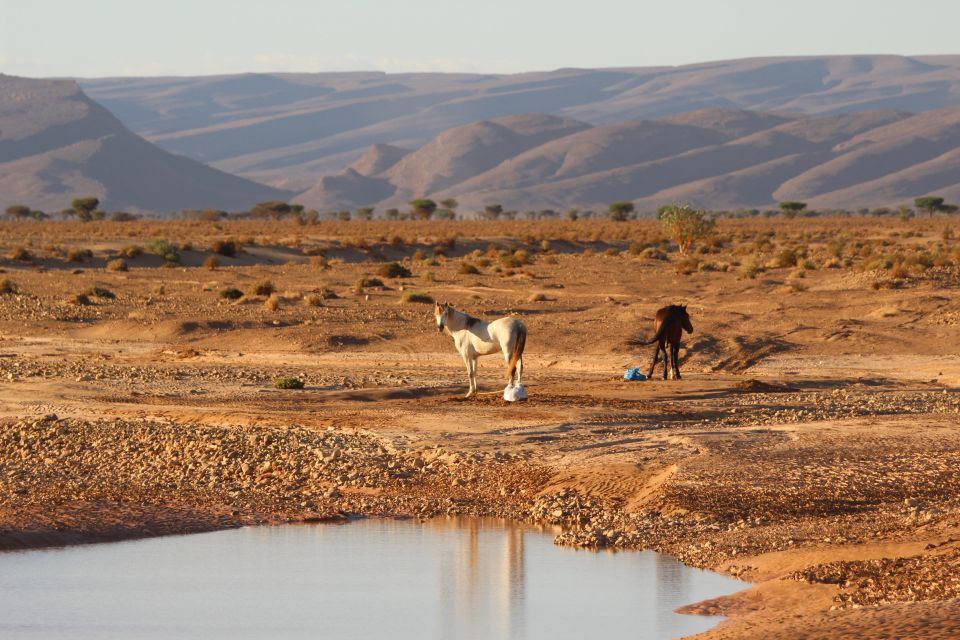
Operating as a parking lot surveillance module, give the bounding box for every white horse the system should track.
[434,302,526,398]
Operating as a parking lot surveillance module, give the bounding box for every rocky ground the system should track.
[1,217,960,638]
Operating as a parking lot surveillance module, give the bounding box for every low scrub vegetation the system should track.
[401,291,434,304]
[253,280,275,296]
[83,286,116,300]
[145,239,180,263]
[377,262,412,278]
[273,376,306,389]
[0,278,18,294]
[274,376,305,390]
[219,287,243,300]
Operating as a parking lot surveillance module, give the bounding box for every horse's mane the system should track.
[459,309,481,328]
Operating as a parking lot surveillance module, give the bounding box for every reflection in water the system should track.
[437,518,530,639]
[0,518,744,640]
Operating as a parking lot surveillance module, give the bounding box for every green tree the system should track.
[440,198,458,212]
[384,208,400,220]
[252,201,292,219]
[779,201,807,219]
[608,201,635,221]
[356,207,375,220]
[565,208,579,221]
[71,197,100,222]
[483,204,503,220]
[409,198,437,220]
[915,196,946,217]
[658,202,716,255]
[5,205,31,220]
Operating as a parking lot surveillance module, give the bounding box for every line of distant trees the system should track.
[5,195,958,222]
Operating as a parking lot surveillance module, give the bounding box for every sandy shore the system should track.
[2,217,960,638]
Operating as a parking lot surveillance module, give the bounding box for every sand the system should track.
[1,216,959,638]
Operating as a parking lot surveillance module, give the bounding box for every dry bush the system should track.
[377,262,412,278]
[69,293,91,305]
[83,286,116,300]
[355,277,384,291]
[66,247,93,262]
[459,262,480,274]
[153,284,165,296]
[311,255,329,270]
[211,239,238,257]
[204,255,220,270]
[106,258,128,272]
[264,294,281,311]
[0,278,18,294]
[219,287,243,300]
[675,256,700,275]
[401,291,433,304]
[303,293,323,307]
[253,280,275,296]
[8,246,33,261]
[528,292,548,302]
[120,245,143,259]
[740,258,766,279]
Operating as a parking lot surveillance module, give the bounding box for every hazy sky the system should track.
[3,0,959,77]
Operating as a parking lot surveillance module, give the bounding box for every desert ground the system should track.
[1,216,959,638]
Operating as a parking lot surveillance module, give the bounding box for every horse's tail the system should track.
[639,321,669,345]
[507,325,527,381]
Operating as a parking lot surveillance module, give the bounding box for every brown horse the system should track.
[641,305,693,380]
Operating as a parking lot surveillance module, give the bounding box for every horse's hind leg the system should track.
[672,343,682,380]
[661,344,670,380]
[646,343,661,379]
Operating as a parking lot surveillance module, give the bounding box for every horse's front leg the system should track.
[672,343,682,380]
[462,353,476,398]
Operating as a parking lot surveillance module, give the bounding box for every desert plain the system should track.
[1,216,960,638]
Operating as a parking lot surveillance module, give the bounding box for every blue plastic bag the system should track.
[624,367,647,381]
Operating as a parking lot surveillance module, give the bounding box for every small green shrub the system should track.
[274,376,305,390]
[219,287,243,300]
[145,239,180,263]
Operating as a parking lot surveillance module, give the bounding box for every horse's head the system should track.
[435,302,452,333]
[680,304,694,334]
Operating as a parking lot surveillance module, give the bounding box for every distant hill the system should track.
[0,75,291,214]
[294,107,960,212]
[81,56,960,191]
